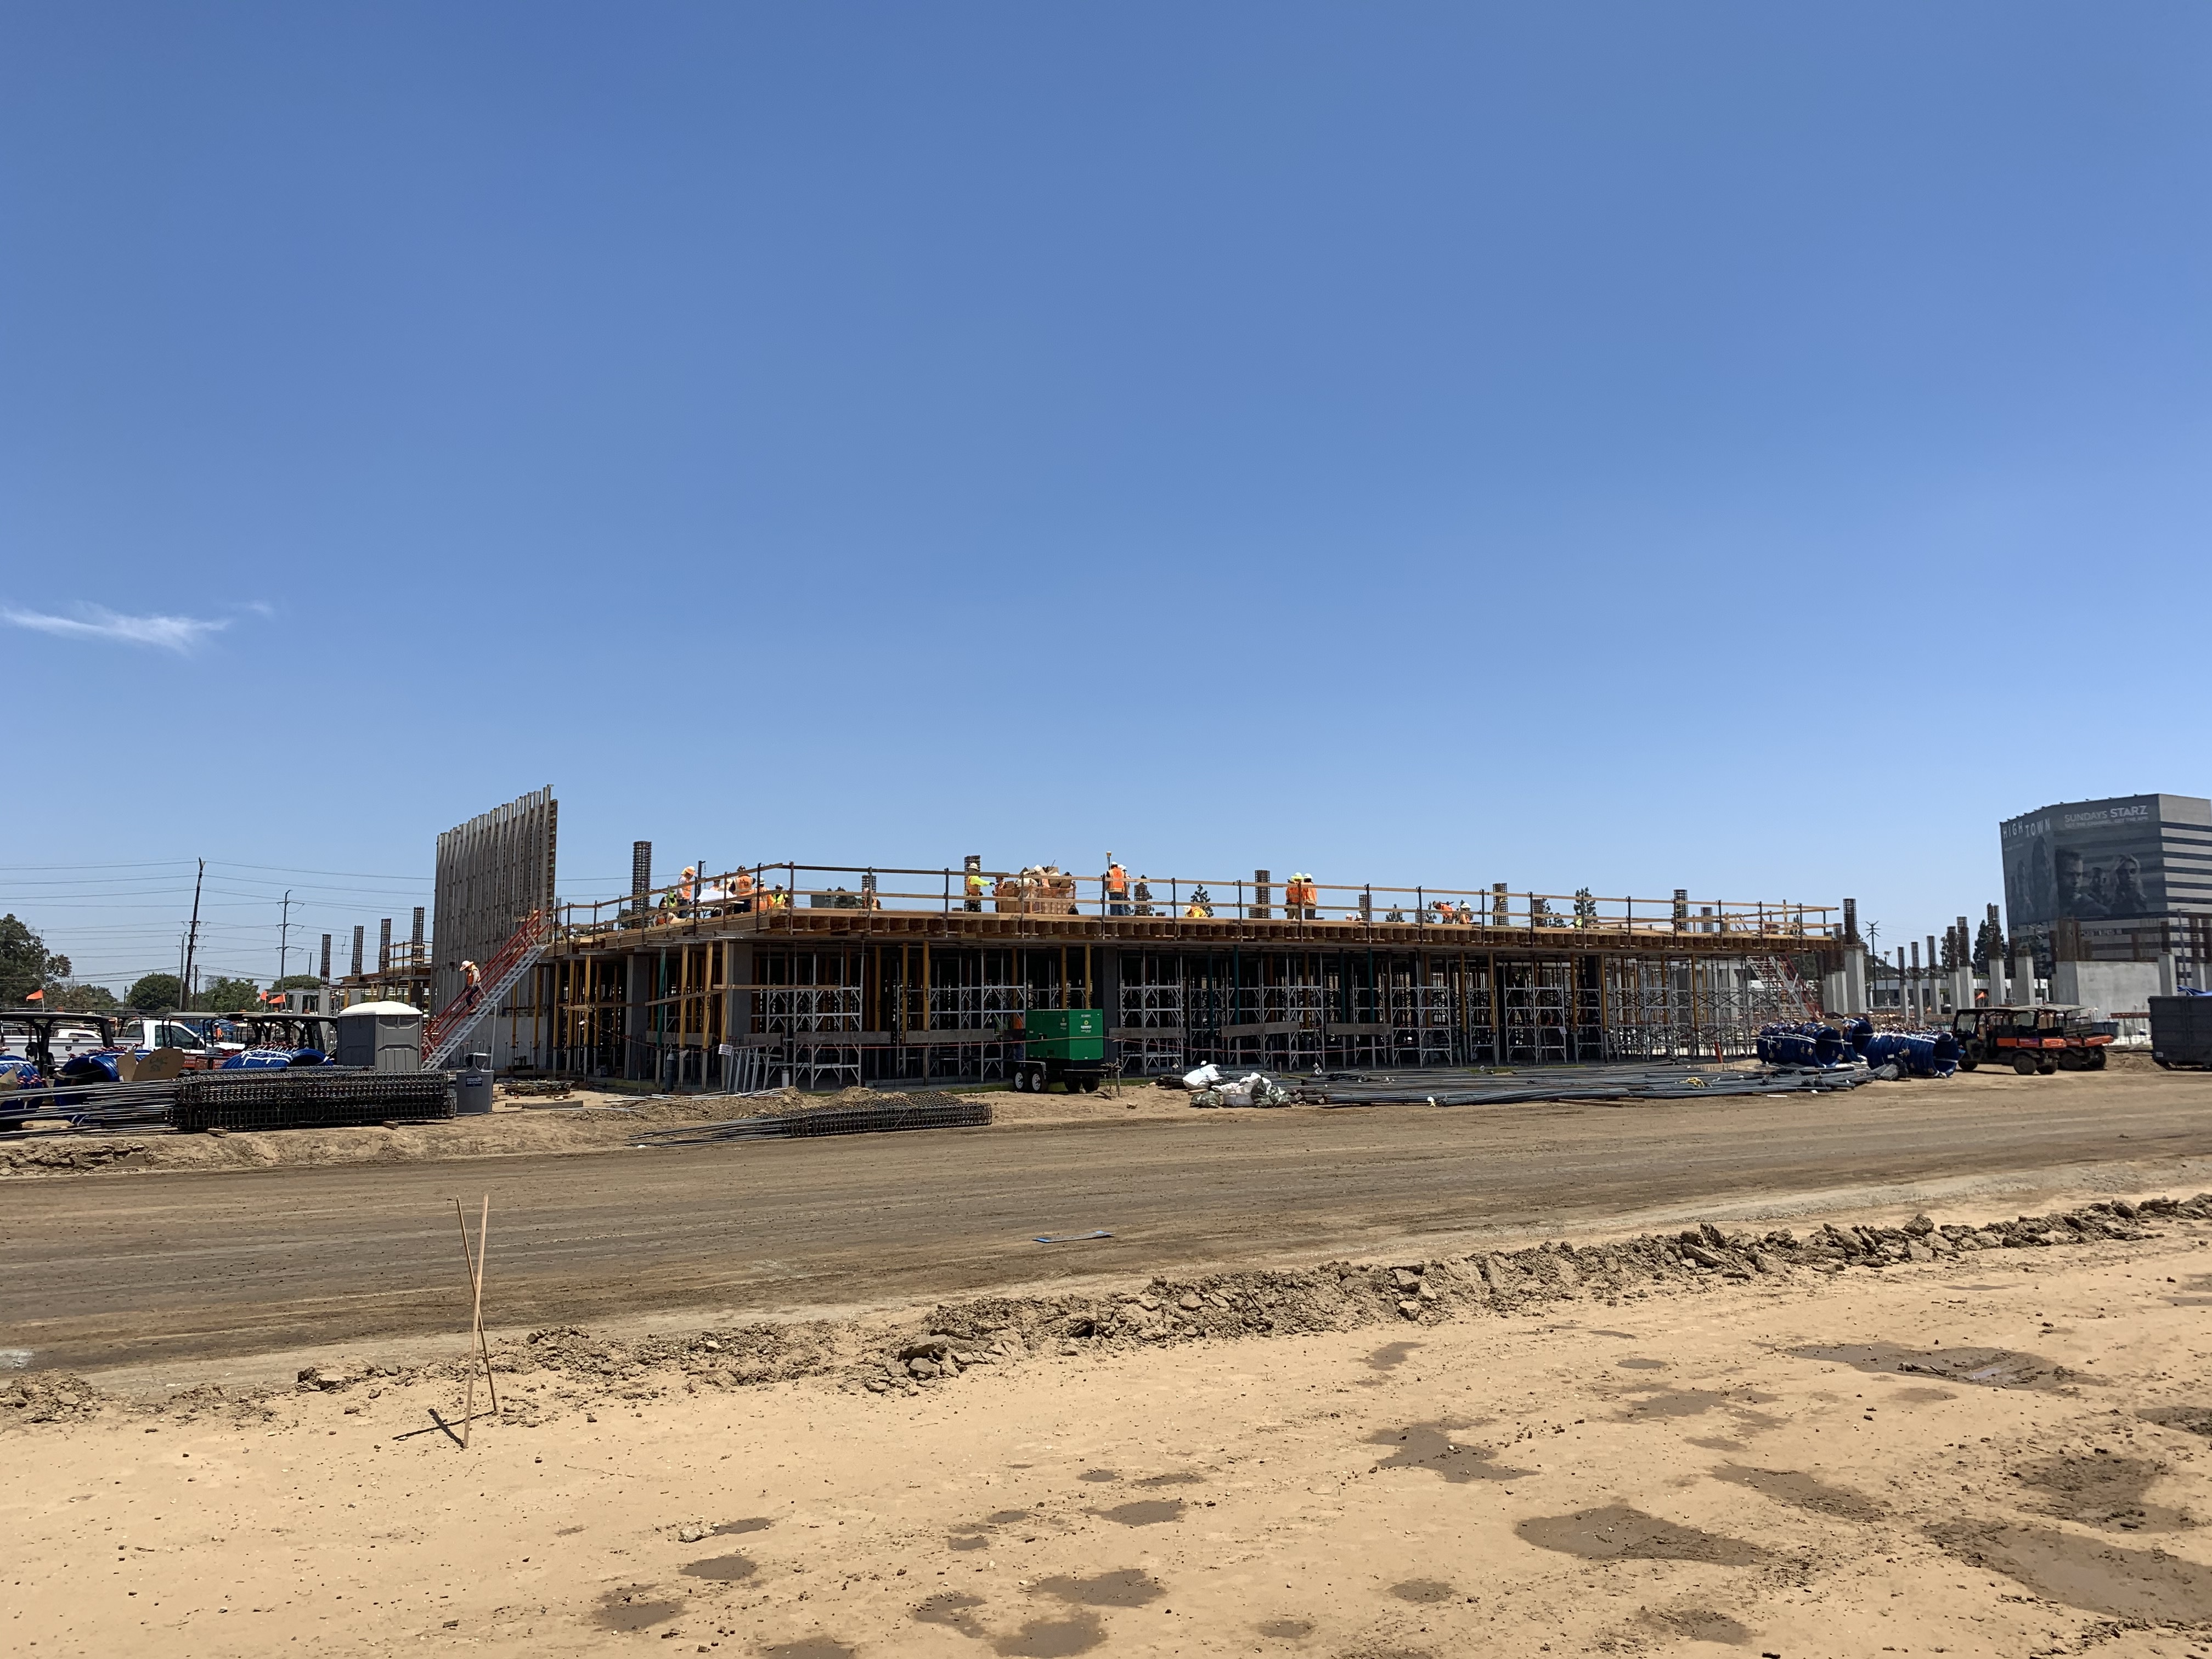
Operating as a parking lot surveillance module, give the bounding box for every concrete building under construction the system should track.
[350,792,1848,1085]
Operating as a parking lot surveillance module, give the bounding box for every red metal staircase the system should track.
[422,910,551,1070]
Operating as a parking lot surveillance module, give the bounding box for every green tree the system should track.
[201,975,262,1013]
[0,913,71,1005]
[272,974,323,992]
[126,973,184,1012]
[46,980,121,1014]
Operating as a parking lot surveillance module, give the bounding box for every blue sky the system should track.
[3,3,2207,988]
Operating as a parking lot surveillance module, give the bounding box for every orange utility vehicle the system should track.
[1950,1004,2114,1074]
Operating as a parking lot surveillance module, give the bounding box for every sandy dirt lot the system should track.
[7,1195,2212,1658]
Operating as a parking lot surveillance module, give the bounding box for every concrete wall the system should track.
[2050,960,2162,1021]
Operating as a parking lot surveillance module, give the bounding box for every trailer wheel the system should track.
[1080,1075,1099,1093]
[2087,1047,2107,1070]
[2012,1052,2038,1075]
[1011,1068,1029,1092]
[2057,1049,2084,1071]
[2036,1056,2057,1075]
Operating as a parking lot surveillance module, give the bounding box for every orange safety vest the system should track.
[734,871,755,899]
[1107,864,1127,897]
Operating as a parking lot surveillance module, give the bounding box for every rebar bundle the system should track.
[631,1093,989,1147]
[1299,1060,1872,1107]
[2,1077,178,1130]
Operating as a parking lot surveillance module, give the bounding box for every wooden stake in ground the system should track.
[453,1195,499,1446]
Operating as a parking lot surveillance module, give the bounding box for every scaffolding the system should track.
[512,860,1841,1085]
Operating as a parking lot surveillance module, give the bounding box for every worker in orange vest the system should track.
[733,868,756,913]
[1106,855,1129,917]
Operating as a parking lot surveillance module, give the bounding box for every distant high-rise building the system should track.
[2000,794,2211,963]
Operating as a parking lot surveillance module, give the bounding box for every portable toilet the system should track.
[335,1001,425,1073]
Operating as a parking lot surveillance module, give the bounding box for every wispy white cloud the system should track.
[2,603,230,653]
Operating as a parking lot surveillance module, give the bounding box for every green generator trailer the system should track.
[1007,1008,1107,1093]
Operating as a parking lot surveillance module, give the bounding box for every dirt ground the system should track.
[7,1194,2212,1658]
[9,1065,2211,1381]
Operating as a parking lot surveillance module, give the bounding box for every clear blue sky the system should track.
[3,3,2207,989]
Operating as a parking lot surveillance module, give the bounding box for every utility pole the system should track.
[278,890,293,985]
[181,858,205,1012]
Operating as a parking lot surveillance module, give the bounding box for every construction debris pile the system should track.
[1176,1063,1294,1108]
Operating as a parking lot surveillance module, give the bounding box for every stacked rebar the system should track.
[1,1077,178,1130]
[1294,1060,1873,1107]
[170,1069,455,1133]
[632,1093,989,1147]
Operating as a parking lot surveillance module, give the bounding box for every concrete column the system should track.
[1842,946,1867,1015]
[627,950,652,1081]
[724,941,754,1090]
[2012,945,2037,1006]
[1822,970,1847,1016]
[1986,961,2006,1006]
[2160,951,2178,998]
[1953,965,1974,1013]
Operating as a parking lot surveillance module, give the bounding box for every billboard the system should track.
[2001,797,2165,930]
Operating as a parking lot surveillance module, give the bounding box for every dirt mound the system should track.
[16,1191,2208,1426]
[845,1193,2212,1396]
[0,1372,106,1424]
[0,1140,152,1176]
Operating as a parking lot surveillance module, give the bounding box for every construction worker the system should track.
[1106,855,1129,917]
[964,856,986,913]
[1132,876,1153,917]
[460,959,483,1011]
[733,868,756,913]
[1186,885,1213,919]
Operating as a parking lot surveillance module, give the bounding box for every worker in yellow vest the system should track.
[964,855,986,912]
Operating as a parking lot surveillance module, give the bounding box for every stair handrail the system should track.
[423,910,550,1066]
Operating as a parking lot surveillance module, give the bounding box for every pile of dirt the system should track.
[0,1139,153,1176]
[845,1195,2209,1393]
[0,1372,105,1424]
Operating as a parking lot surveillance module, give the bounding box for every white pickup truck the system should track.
[109,1017,229,1068]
